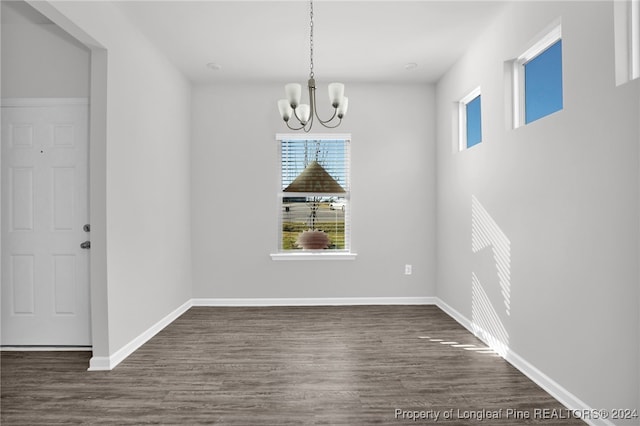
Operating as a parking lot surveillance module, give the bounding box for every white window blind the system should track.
[276,134,351,253]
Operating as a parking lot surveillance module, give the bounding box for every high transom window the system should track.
[513,25,563,127]
[459,87,482,151]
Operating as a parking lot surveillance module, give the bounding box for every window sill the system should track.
[270,252,358,261]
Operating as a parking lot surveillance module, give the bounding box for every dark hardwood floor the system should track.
[1,305,584,425]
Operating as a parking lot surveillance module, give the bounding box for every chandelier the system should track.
[277,0,348,132]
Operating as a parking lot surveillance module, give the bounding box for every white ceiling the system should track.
[116,1,508,84]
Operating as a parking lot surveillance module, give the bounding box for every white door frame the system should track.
[14,0,110,367]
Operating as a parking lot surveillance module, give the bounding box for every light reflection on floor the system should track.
[416,335,500,357]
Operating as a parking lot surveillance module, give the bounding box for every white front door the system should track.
[1,99,90,346]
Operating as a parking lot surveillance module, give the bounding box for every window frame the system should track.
[632,0,640,79]
[615,0,640,85]
[271,133,357,261]
[458,87,482,151]
[513,25,563,128]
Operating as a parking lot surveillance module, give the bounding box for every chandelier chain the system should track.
[309,0,314,79]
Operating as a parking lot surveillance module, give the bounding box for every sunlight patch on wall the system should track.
[472,272,510,358]
[471,195,512,358]
[471,195,512,315]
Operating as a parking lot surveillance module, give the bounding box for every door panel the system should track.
[1,100,90,346]
[10,167,34,231]
[10,254,35,314]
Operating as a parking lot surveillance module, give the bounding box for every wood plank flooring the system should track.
[1,305,584,425]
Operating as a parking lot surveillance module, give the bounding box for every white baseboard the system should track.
[88,299,192,371]
[434,298,614,426]
[87,355,111,371]
[435,297,473,330]
[192,296,437,307]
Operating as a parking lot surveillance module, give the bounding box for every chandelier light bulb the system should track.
[328,83,345,108]
[297,104,311,124]
[278,99,293,121]
[285,83,302,109]
[337,97,349,119]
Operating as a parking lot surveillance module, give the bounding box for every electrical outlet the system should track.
[405,264,412,275]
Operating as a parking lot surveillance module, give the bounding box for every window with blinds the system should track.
[276,134,351,252]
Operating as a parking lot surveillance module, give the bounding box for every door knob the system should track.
[83,224,90,232]
[80,241,91,249]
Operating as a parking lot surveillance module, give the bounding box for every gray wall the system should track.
[1,1,89,98]
[191,83,436,299]
[436,1,639,419]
